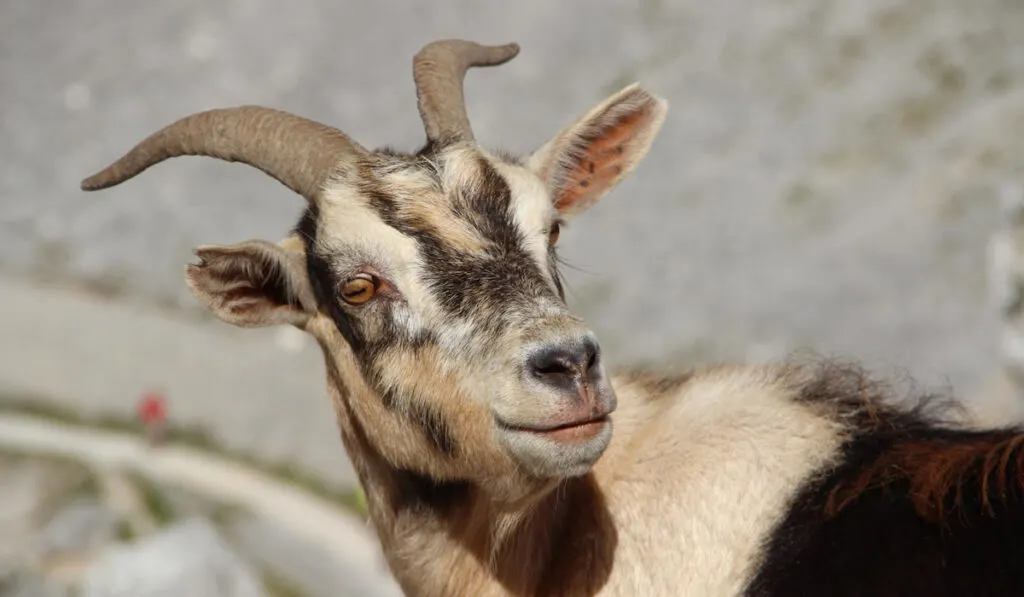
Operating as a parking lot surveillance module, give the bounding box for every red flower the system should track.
[137,392,167,424]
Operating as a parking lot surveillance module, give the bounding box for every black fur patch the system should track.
[744,367,1024,596]
[375,145,418,160]
[302,148,564,343]
[789,360,963,432]
[406,399,458,457]
[391,469,469,516]
[360,154,560,323]
[548,245,566,302]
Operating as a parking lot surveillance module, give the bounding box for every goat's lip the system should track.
[495,414,612,442]
[497,414,609,433]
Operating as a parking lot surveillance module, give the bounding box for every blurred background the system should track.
[2,0,1024,595]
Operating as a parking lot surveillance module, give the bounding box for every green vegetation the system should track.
[128,472,178,526]
[115,519,136,542]
[261,569,310,597]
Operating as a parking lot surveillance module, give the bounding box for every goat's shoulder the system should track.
[611,361,801,407]
[592,363,849,594]
[607,361,855,437]
[604,360,1024,595]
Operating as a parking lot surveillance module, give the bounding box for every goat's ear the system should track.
[184,238,316,328]
[527,83,668,218]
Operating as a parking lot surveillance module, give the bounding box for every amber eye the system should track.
[341,274,377,305]
[549,222,561,246]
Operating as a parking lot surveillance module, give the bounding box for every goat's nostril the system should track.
[527,340,599,386]
[533,357,574,377]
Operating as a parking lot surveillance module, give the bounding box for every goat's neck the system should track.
[332,390,615,596]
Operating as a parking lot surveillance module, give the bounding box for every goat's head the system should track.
[81,40,667,500]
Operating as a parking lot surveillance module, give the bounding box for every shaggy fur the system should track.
[745,363,1024,597]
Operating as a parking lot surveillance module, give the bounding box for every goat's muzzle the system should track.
[493,333,617,479]
[517,337,616,441]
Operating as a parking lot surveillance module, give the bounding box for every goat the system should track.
[80,39,1024,596]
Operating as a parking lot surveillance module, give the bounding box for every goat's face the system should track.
[81,40,667,495]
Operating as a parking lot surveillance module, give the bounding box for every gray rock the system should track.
[37,499,119,559]
[80,518,264,597]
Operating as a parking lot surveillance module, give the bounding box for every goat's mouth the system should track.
[494,410,614,478]
[496,414,611,444]
[494,412,613,478]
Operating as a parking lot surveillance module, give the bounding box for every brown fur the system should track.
[377,155,492,257]
[826,432,1024,523]
[415,476,618,597]
[784,360,1024,524]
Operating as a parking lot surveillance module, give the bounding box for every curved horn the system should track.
[413,39,520,144]
[80,106,367,203]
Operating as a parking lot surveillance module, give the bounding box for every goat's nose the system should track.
[527,338,600,392]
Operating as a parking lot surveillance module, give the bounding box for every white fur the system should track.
[318,183,443,334]
[592,367,845,595]
[488,156,560,288]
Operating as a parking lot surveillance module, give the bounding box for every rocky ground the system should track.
[0,450,374,597]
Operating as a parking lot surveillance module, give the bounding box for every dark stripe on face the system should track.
[363,327,439,410]
[294,206,365,353]
[296,199,453,434]
[360,155,560,323]
[548,245,566,302]
[365,334,458,458]
[407,399,458,457]
[392,469,469,515]
[296,201,436,361]
[322,352,465,508]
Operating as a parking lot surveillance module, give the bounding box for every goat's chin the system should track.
[495,418,613,479]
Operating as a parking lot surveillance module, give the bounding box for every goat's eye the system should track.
[341,274,377,305]
[549,222,561,246]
